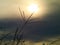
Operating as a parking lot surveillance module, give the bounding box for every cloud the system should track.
[0,0,60,42]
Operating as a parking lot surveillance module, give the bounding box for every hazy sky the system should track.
[0,0,60,45]
[0,0,60,19]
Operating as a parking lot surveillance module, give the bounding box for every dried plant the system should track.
[0,6,35,45]
[12,7,34,45]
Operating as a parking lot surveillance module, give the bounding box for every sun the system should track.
[27,4,38,13]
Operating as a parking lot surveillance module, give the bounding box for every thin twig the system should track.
[12,27,19,45]
[16,12,34,45]
[19,8,25,21]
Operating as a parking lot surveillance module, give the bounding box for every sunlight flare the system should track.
[27,4,38,13]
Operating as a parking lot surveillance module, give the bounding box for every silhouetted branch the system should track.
[12,27,19,45]
[16,9,34,45]
[19,8,25,21]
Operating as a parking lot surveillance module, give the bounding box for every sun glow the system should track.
[28,4,38,13]
[20,1,48,19]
